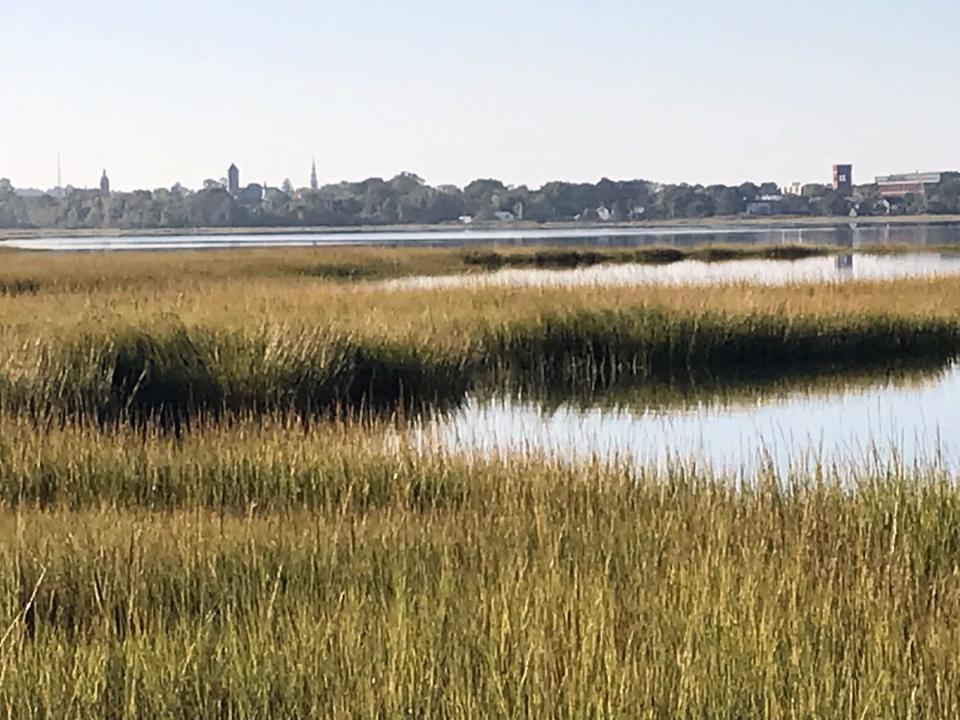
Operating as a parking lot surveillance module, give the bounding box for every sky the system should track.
[2,0,959,192]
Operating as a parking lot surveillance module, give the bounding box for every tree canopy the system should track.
[0,172,956,230]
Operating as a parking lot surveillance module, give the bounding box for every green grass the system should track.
[1,308,955,423]
[2,247,960,716]
[2,447,960,717]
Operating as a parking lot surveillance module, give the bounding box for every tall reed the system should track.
[2,455,959,718]
[1,308,955,423]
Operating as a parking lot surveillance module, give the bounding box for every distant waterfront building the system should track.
[833,164,853,195]
[227,164,240,196]
[782,181,804,196]
[800,183,828,198]
[310,158,319,191]
[100,170,110,195]
[875,172,943,198]
[746,201,776,216]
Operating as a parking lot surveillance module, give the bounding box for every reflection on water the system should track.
[416,364,960,476]
[6,221,960,252]
[835,254,854,274]
[391,253,960,290]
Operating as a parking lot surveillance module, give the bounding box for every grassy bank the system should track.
[0,242,956,296]
[462,243,832,270]
[2,247,960,420]
[2,446,959,717]
[1,308,956,422]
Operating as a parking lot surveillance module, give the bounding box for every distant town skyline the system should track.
[3,1,959,191]
[10,158,953,196]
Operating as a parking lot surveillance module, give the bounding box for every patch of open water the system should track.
[6,221,960,252]
[389,253,960,290]
[415,364,960,477]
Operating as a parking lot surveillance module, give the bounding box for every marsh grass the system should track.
[1,307,955,424]
[0,278,39,297]
[0,242,956,296]
[1,248,959,424]
[3,248,960,716]
[462,243,831,269]
[2,447,960,717]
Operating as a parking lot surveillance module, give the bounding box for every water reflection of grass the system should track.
[463,243,832,269]
[512,358,953,415]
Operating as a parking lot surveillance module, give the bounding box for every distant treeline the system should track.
[1,172,959,230]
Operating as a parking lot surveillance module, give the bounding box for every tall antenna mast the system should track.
[57,152,62,188]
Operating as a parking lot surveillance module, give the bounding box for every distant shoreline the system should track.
[3,214,960,242]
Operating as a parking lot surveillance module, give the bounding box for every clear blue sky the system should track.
[2,0,958,191]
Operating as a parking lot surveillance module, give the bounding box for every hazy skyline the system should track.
[3,0,959,192]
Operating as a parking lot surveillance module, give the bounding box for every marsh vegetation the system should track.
[2,246,960,717]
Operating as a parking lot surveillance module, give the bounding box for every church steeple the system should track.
[310,157,318,191]
[100,169,110,195]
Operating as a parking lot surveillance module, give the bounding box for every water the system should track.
[417,365,960,477]
[5,221,960,252]
[389,253,960,290]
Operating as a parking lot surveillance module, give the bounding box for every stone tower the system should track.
[228,163,240,196]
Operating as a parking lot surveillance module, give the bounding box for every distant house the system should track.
[596,206,612,222]
[800,184,829,198]
[493,210,515,222]
[746,202,775,216]
[237,183,264,206]
[875,172,943,198]
[746,195,783,216]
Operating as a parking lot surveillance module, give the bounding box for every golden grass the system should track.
[1,247,960,335]
[2,450,960,717]
[0,248,958,420]
[1,247,959,716]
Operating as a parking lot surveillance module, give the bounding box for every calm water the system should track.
[5,221,960,251]
[389,253,960,290]
[416,365,960,476]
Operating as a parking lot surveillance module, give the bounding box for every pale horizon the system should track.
[3,0,959,193]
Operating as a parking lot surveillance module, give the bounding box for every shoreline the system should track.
[3,213,960,242]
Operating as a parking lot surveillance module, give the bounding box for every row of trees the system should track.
[1,173,959,230]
